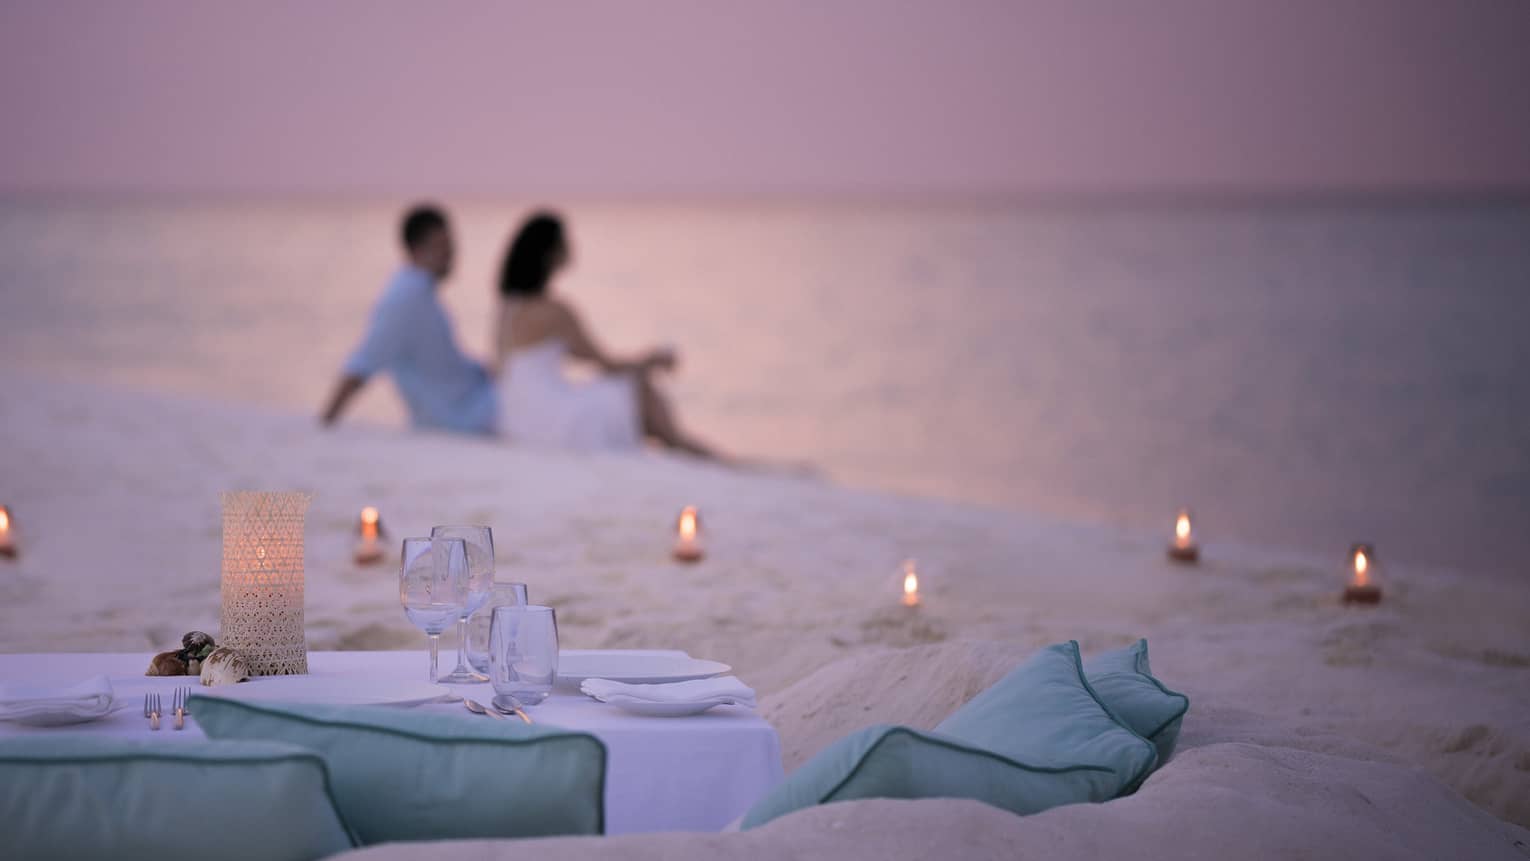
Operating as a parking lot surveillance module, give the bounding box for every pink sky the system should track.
[2,1,1527,198]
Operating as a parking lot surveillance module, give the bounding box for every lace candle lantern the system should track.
[219,491,311,675]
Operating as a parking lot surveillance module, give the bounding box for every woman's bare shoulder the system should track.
[505,297,577,344]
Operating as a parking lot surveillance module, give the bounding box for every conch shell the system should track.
[146,650,189,676]
[200,647,251,686]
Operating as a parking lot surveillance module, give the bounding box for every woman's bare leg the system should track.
[636,373,720,460]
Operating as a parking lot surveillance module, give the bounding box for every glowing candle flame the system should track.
[360,506,379,539]
[0,507,9,532]
[901,560,920,607]
[1175,512,1191,543]
[1353,548,1369,587]
[678,506,698,542]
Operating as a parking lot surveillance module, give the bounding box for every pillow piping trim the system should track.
[819,725,1115,806]
[1067,640,1159,796]
[1127,639,1191,742]
[190,695,608,836]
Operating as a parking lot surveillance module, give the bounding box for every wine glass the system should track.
[488,605,559,707]
[467,581,530,673]
[399,537,468,683]
[430,525,496,684]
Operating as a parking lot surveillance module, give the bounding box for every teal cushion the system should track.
[935,641,1157,793]
[0,737,355,861]
[191,696,606,843]
[1085,638,1190,763]
[742,641,1157,830]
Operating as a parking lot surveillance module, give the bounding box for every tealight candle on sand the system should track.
[900,559,921,608]
[1342,543,1382,605]
[0,505,15,559]
[353,506,385,565]
[1166,508,1199,563]
[673,506,704,563]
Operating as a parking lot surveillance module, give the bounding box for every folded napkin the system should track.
[581,676,756,707]
[0,675,116,726]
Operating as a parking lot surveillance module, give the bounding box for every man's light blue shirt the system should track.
[343,265,497,434]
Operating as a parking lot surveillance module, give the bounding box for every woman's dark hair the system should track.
[499,212,566,297]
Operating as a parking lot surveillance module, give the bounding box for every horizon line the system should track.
[4,183,1530,211]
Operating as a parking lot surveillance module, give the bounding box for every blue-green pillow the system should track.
[935,640,1158,794]
[191,696,606,843]
[1085,639,1189,763]
[0,737,355,861]
[742,641,1156,829]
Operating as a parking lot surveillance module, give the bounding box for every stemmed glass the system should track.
[430,525,495,683]
[399,537,469,683]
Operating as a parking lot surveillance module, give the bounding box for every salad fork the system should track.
[144,692,161,731]
[171,688,188,730]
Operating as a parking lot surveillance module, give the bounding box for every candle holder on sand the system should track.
[672,506,704,563]
[354,506,386,565]
[1342,543,1382,605]
[219,491,311,675]
[0,505,16,559]
[1166,508,1199,563]
[900,559,921,608]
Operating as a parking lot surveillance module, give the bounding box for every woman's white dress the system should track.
[497,338,642,451]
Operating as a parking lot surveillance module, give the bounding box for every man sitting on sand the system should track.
[320,205,497,434]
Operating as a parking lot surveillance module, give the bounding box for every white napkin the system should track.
[581,675,756,707]
[0,675,116,726]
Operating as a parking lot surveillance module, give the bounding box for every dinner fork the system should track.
[144,692,161,731]
[171,687,188,730]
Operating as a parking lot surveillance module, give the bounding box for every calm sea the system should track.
[2,197,1527,577]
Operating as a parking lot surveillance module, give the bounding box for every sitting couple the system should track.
[321,204,718,460]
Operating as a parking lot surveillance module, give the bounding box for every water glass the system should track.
[399,537,468,683]
[488,605,558,707]
[429,525,495,683]
[467,581,530,673]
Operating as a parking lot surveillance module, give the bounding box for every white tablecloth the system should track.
[0,650,783,834]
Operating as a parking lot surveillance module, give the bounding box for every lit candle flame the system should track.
[1175,512,1191,543]
[678,506,698,542]
[1353,549,1369,587]
[901,560,920,607]
[360,506,379,539]
[0,507,9,532]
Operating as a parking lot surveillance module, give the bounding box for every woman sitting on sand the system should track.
[494,211,719,459]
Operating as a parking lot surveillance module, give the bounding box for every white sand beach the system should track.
[2,372,1528,857]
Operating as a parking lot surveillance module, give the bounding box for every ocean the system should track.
[2,197,1527,577]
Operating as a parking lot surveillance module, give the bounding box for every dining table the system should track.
[0,649,784,835]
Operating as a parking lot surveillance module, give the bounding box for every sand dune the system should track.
[2,372,1528,855]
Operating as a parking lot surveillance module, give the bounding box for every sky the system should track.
[2,1,1528,199]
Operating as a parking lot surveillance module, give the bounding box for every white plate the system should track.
[556,653,731,686]
[602,695,740,717]
[191,673,451,707]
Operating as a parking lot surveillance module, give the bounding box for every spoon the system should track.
[491,696,534,724]
[463,698,505,720]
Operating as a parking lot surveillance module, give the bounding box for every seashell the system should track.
[146,650,188,676]
[200,647,250,686]
[180,631,216,660]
